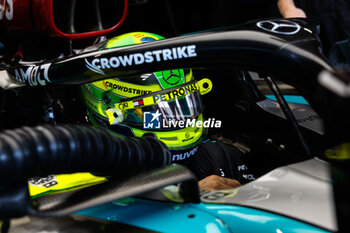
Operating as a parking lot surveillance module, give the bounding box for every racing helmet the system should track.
[81,32,213,163]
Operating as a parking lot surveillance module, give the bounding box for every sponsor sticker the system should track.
[103,80,152,95]
[256,19,301,35]
[133,99,144,107]
[153,83,198,103]
[14,63,51,86]
[0,0,13,21]
[201,189,239,201]
[118,102,129,110]
[140,37,156,43]
[172,146,198,161]
[85,45,197,74]
[28,175,58,188]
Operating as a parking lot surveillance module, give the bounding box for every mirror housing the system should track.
[0,0,127,40]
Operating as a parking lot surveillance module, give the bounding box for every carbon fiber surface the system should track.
[32,164,199,216]
[9,216,157,233]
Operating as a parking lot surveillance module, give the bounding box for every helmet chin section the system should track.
[131,114,206,164]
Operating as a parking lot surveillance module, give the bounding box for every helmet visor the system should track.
[123,90,204,130]
[107,78,213,130]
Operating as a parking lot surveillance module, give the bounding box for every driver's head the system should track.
[80,32,212,164]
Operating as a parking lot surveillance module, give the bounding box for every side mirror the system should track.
[0,0,127,40]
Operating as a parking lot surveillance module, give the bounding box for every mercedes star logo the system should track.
[162,70,181,85]
[256,19,301,35]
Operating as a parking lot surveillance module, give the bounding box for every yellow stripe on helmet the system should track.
[93,79,162,98]
[114,78,212,111]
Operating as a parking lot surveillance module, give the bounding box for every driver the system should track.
[80,32,254,191]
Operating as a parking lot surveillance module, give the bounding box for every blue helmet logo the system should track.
[141,37,156,43]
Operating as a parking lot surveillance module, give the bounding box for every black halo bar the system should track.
[0,20,332,111]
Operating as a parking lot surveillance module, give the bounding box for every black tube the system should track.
[264,76,312,157]
[0,125,171,186]
[68,0,77,33]
[94,0,103,31]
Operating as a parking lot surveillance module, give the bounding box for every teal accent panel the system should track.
[77,198,230,233]
[266,95,309,105]
[200,204,330,233]
[77,198,330,233]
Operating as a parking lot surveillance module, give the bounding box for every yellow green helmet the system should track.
[80,32,213,163]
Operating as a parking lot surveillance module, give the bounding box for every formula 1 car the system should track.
[0,1,348,233]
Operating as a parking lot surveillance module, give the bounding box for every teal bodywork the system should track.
[265,95,309,105]
[77,197,329,233]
